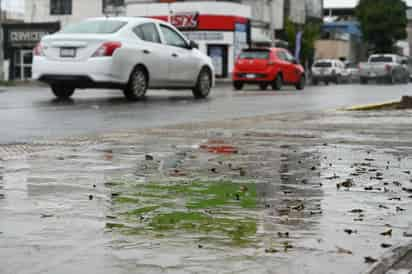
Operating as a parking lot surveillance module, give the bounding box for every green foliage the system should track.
[284,19,321,64]
[356,0,407,52]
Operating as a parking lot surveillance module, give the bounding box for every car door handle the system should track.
[142,49,150,54]
[172,53,179,58]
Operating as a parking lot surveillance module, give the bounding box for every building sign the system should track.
[182,31,224,41]
[3,22,60,49]
[171,12,199,29]
[9,31,49,45]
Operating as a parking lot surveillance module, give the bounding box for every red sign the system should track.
[171,13,199,29]
[151,14,248,31]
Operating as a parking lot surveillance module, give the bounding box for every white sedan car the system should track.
[32,17,215,100]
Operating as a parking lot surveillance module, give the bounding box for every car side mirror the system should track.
[292,59,298,64]
[189,40,199,50]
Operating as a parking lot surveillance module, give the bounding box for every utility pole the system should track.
[269,0,276,46]
[0,0,4,81]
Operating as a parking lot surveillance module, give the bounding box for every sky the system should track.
[324,0,412,8]
[2,0,24,12]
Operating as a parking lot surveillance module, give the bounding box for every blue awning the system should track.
[322,21,362,38]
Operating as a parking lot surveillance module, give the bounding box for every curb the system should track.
[365,241,412,274]
[344,101,400,111]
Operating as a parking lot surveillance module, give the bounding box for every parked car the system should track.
[359,54,409,84]
[32,17,215,100]
[401,56,412,82]
[232,48,305,91]
[344,62,360,83]
[311,59,346,85]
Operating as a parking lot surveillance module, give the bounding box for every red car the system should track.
[232,48,305,90]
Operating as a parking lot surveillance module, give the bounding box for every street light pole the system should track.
[269,0,276,46]
[0,0,4,81]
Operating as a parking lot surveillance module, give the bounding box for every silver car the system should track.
[33,17,215,100]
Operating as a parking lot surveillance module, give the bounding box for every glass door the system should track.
[14,50,33,80]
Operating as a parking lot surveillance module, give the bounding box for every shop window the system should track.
[133,23,161,44]
[103,0,124,13]
[50,0,72,15]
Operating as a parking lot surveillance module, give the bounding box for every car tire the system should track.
[386,74,395,85]
[296,76,305,90]
[335,76,341,84]
[51,85,75,100]
[124,66,148,101]
[192,68,211,99]
[312,78,318,85]
[233,81,244,90]
[272,74,283,90]
[360,77,368,84]
[259,83,268,90]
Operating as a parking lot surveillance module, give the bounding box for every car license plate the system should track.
[246,74,255,79]
[369,72,376,77]
[60,48,76,58]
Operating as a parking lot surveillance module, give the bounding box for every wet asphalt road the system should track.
[0,82,411,144]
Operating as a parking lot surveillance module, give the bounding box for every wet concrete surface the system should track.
[0,83,411,144]
[1,104,412,273]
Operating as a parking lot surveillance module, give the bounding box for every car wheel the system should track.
[296,76,305,90]
[192,68,211,99]
[387,74,395,85]
[360,77,368,84]
[272,74,283,90]
[124,66,148,101]
[233,81,244,90]
[51,85,75,100]
[312,78,318,85]
[259,83,268,90]
[335,76,341,84]
[325,81,329,85]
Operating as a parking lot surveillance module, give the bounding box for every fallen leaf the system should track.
[364,256,378,264]
[344,229,357,235]
[265,248,279,253]
[381,229,392,236]
[403,232,412,237]
[381,243,392,248]
[336,246,353,255]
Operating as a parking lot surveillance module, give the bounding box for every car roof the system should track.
[315,59,339,63]
[85,16,165,25]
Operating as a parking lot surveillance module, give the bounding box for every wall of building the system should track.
[24,0,104,25]
[315,40,353,61]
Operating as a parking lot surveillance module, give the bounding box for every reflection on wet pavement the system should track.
[0,110,412,274]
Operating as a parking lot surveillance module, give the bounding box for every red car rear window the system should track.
[239,51,270,60]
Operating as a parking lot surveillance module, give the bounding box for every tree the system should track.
[284,19,321,66]
[356,0,407,53]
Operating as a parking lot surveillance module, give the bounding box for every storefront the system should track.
[3,22,60,80]
[127,2,251,78]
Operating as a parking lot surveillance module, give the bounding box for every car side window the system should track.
[276,51,286,61]
[133,23,161,44]
[282,51,295,63]
[160,25,187,48]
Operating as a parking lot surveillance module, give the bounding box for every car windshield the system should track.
[314,62,332,68]
[369,56,393,63]
[60,20,127,34]
[239,51,270,60]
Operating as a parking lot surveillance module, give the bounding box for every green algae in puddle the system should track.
[149,211,257,244]
[122,205,160,216]
[107,180,259,245]
[114,196,140,204]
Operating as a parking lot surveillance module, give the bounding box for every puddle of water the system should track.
[106,180,259,246]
